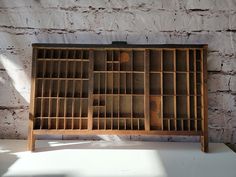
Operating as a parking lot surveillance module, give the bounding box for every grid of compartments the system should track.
[32,46,205,133]
[92,50,145,130]
[34,49,89,130]
[149,49,203,131]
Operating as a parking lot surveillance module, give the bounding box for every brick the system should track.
[207,53,222,71]
[222,58,236,74]
[202,14,229,31]
[208,74,230,92]
[230,76,236,92]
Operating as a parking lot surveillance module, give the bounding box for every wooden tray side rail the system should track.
[28,44,208,152]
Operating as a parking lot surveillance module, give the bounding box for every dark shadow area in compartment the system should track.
[52,61,59,78]
[50,118,57,129]
[176,50,187,71]
[106,73,113,94]
[107,63,113,71]
[176,96,187,118]
[45,49,52,58]
[42,118,49,129]
[93,119,98,129]
[133,73,144,94]
[126,73,132,94]
[126,119,132,130]
[94,50,106,71]
[113,73,119,94]
[36,80,43,97]
[150,96,162,130]
[51,99,57,117]
[66,119,72,129]
[35,99,41,117]
[120,51,132,71]
[150,50,161,71]
[66,80,74,97]
[73,119,80,129]
[37,49,45,58]
[120,73,126,94]
[42,99,49,117]
[93,73,99,94]
[67,61,75,78]
[58,119,64,129]
[60,50,68,59]
[59,80,66,97]
[113,96,119,118]
[58,99,65,117]
[163,50,174,71]
[82,80,88,98]
[163,73,174,95]
[106,119,112,129]
[119,96,132,117]
[106,96,112,118]
[189,50,194,71]
[99,119,105,129]
[113,50,120,61]
[74,81,81,97]
[176,73,187,94]
[150,73,161,95]
[81,99,88,117]
[190,96,195,118]
[107,50,113,61]
[75,50,82,59]
[119,119,125,130]
[66,99,73,117]
[52,50,60,59]
[43,80,51,97]
[82,62,89,78]
[82,50,89,59]
[133,50,144,71]
[59,61,67,78]
[68,50,75,59]
[163,96,174,118]
[100,73,106,94]
[37,60,45,77]
[45,60,52,77]
[189,73,194,95]
[133,96,144,118]
[74,99,80,117]
[113,119,118,130]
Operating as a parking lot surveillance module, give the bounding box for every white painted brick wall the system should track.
[0,0,236,144]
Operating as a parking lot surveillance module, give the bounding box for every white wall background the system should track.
[0,0,236,143]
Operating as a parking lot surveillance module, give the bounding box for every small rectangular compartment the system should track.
[66,80,74,97]
[133,50,144,71]
[106,73,113,94]
[58,99,65,117]
[81,99,88,117]
[163,73,174,95]
[150,96,162,130]
[67,61,75,78]
[100,73,106,94]
[82,80,88,98]
[189,73,194,95]
[112,119,118,130]
[126,73,132,94]
[150,73,161,95]
[37,60,45,77]
[107,50,113,61]
[68,50,75,59]
[119,96,132,117]
[52,50,60,59]
[65,119,72,129]
[133,96,144,118]
[81,119,88,129]
[106,119,112,129]
[50,118,57,129]
[60,50,68,59]
[176,50,187,71]
[150,50,161,71]
[75,62,82,78]
[42,118,49,129]
[120,73,126,94]
[51,61,59,78]
[176,96,187,118]
[66,99,73,117]
[163,50,174,71]
[82,50,89,59]
[106,96,112,117]
[45,60,52,77]
[113,73,119,94]
[120,51,132,71]
[163,96,174,118]
[189,50,194,71]
[74,81,81,97]
[99,119,105,129]
[51,99,57,117]
[58,119,65,129]
[73,119,80,129]
[37,49,45,58]
[176,73,187,95]
[113,96,119,118]
[94,50,106,71]
[82,62,89,78]
[133,73,144,94]
[74,99,80,117]
[43,80,51,97]
[113,50,120,61]
[45,49,52,58]
[59,61,67,78]
[59,80,66,97]
[75,50,82,59]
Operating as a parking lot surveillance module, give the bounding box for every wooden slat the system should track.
[48,59,53,129]
[117,51,120,130]
[201,47,208,152]
[144,49,150,131]
[160,50,164,130]
[186,49,190,131]
[130,50,133,130]
[173,49,177,131]
[64,50,69,129]
[71,61,76,129]
[194,50,198,131]
[87,50,94,130]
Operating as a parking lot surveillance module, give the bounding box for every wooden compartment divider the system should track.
[29,43,208,152]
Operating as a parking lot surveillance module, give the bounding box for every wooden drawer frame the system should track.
[28,43,208,152]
